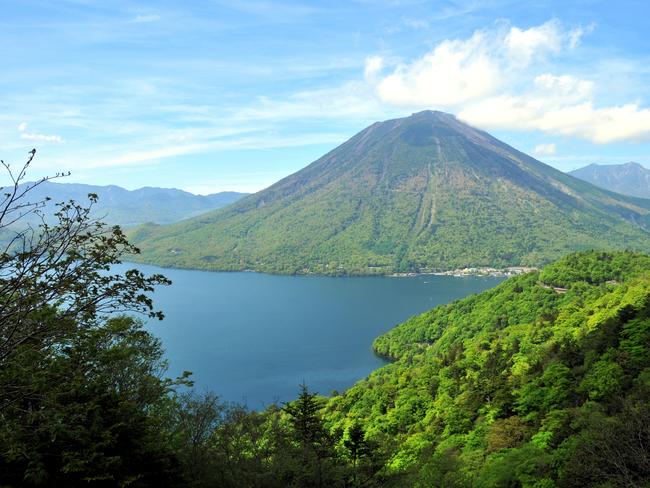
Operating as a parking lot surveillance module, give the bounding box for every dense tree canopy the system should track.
[324,250,650,487]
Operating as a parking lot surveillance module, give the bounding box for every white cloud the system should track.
[129,13,161,23]
[5,17,647,186]
[365,20,650,144]
[233,81,385,122]
[504,20,577,64]
[87,144,206,168]
[533,143,556,156]
[368,20,583,109]
[364,56,384,80]
[402,18,429,29]
[533,74,594,101]
[17,123,64,143]
[458,74,650,144]
[372,31,500,107]
[20,133,64,143]
[457,74,594,129]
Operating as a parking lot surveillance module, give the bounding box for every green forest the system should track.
[1,161,650,487]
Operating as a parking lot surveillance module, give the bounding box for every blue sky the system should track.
[1,0,650,193]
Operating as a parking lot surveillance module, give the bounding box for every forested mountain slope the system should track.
[323,251,650,486]
[131,111,650,274]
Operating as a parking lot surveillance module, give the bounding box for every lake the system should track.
[119,264,503,409]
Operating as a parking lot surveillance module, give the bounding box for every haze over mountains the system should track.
[131,111,650,274]
[12,181,247,227]
[569,162,650,199]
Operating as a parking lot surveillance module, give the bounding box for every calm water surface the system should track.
[119,264,502,408]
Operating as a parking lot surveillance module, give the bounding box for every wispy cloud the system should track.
[17,122,64,143]
[211,1,325,20]
[18,17,644,176]
[128,13,161,23]
[83,132,349,169]
[533,143,557,156]
[401,17,428,29]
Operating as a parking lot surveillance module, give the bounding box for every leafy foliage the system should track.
[0,152,181,486]
[323,250,650,486]
[0,153,170,366]
[0,316,184,486]
[160,250,650,486]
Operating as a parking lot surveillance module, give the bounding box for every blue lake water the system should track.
[118,264,503,408]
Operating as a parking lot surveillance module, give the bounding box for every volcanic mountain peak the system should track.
[357,110,491,147]
[131,112,650,275]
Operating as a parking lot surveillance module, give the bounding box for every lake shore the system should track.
[389,266,537,278]
[127,258,536,278]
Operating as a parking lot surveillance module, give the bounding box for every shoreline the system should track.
[388,266,537,278]
[125,258,537,278]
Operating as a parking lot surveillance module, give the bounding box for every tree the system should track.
[173,391,226,487]
[0,151,181,485]
[561,398,650,488]
[283,383,342,487]
[343,421,389,487]
[0,316,184,487]
[344,422,369,471]
[0,149,170,369]
[284,383,329,447]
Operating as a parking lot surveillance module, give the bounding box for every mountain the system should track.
[11,181,248,227]
[569,161,650,198]
[130,111,650,274]
[324,251,650,485]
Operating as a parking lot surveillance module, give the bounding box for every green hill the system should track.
[322,250,650,486]
[130,111,650,274]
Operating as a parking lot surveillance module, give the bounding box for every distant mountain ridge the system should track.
[11,181,248,227]
[130,111,650,274]
[569,162,650,198]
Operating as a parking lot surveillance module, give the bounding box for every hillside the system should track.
[569,162,650,199]
[12,181,247,227]
[130,111,650,274]
[323,251,650,486]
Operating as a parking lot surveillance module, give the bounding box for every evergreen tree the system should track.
[284,383,342,487]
